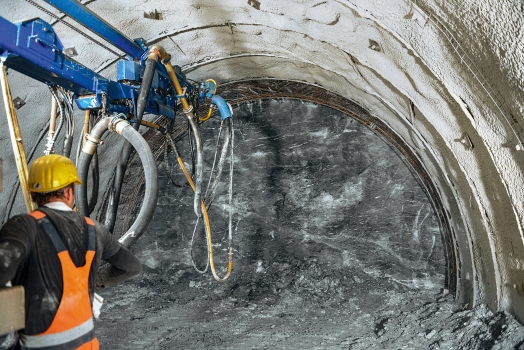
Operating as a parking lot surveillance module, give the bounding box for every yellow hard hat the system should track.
[28,154,82,193]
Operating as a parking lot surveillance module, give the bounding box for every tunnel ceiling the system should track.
[2,0,524,322]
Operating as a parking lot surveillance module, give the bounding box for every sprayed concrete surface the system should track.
[92,100,524,349]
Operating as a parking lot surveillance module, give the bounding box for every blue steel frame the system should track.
[0,0,199,119]
[42,0,146,60]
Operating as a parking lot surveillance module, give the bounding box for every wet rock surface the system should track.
[92,99,524,349]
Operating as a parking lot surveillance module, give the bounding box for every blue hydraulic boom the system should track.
[0,0,216,119]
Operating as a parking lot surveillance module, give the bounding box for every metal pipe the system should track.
[0,65,35,212]
[104,52,158,231]
[42,0,145,59]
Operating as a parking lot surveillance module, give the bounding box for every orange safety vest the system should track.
[20,210,100,350]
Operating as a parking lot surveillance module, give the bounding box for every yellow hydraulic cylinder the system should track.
[0,64,36,212]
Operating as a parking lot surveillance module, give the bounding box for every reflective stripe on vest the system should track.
[20,318,94,348]
[22,210,99,350]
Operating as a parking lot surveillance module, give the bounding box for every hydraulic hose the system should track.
[204,118,231,208]
[87,151,99,214]
[153,45,204,218]
[204,96,233,207]
[172,94,234,282]
[76,116,159,248]
[105,52,158,231]
[44,90,58,155]
[176,149,232,282]
[76,110,100,214]
[76,118,110,216]
[187,114,204,217]
[63,134,73,158]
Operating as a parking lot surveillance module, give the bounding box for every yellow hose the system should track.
[198,106,214,122]
[152,44,232,281]
[176,149,232,281]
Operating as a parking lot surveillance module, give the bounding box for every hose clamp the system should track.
[183,104,194,115]
[161,53,172,65]
[82,133,102,155]
[108,116,129,135]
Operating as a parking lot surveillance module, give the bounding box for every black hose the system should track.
[105,56,158,232]
[76,117,159,248]
[76,118,110,216]
[88,151,99,214]
[116,124,159,248]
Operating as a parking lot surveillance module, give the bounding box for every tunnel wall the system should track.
[1,0,524,321]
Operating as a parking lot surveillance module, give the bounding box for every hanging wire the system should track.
[190,216,210,274]
[56,87,75,157]
[226,116,235,271]
[45,86,65,154]
[203,119,230,208]
[189,117,234,281]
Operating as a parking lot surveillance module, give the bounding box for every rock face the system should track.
[91,100,522,349]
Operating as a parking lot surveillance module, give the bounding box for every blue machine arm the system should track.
[0,15,181,117]
[0,16,128,98]
[0,0,220,120]
[42,0,146,60]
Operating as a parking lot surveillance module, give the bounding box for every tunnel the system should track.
[1,0,524,349]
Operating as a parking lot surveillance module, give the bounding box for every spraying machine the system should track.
[0,0,234,283]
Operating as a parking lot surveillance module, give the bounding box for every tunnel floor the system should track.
[94,99,524,349]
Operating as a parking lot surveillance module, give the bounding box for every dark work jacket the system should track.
[0,206,142,335]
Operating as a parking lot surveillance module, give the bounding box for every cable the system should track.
[57,87,74,157]
[190,217,210,274]
[46,86,65,154]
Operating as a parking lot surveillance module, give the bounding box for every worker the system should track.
[0,154,142,349]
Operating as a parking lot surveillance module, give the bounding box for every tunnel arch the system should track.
[1,0,524,324]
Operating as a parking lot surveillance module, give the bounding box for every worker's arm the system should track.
[95,245,142,288]
[0,216,32,286]
[0,240,26,286]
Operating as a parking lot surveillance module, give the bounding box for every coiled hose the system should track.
[75,116,159,248]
